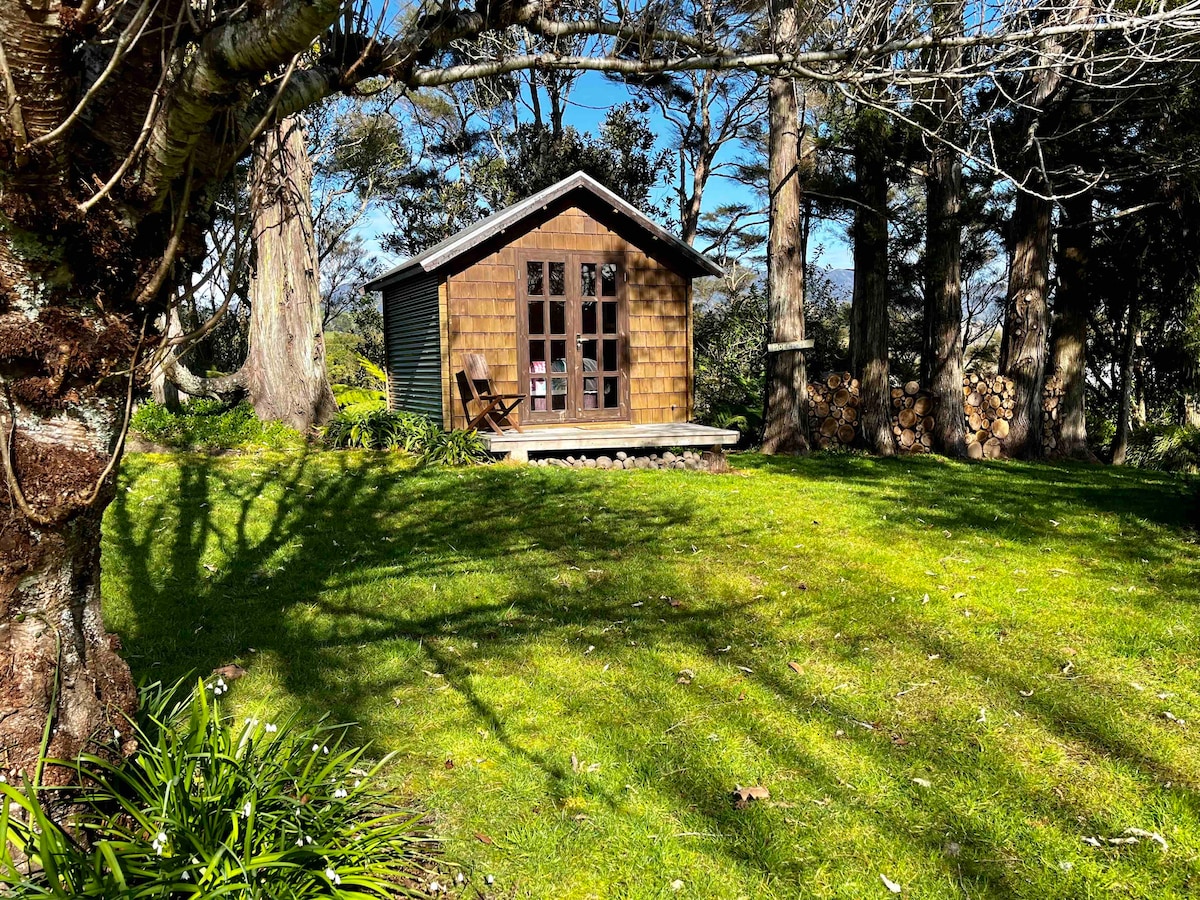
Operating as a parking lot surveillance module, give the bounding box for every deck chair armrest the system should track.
[481,393,526,400]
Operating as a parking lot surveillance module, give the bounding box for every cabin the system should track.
[364,172,738,459]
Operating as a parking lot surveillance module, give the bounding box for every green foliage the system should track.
[322,409,488,465]
[131,401,305,451]
[1126,424,1200,473]
[0,679,429,898]
[330,356,388,415]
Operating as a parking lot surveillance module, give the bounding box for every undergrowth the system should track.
[131,400,305,452]
[0,678,431,898]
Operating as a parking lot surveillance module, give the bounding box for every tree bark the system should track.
[851,112,893,456]
[760,0,809,455]
[1112,299,1139,465]
[1000,189,1053,458]
[921,0,967,458]
[1047,191,1093,458]
[243,115,338,432]
[0,238,137,786]
[150,307,187,411]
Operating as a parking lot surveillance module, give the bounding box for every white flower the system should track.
[333,788,348,799]
[429,881,441,893]
[296,838,304,847]
[265,723,277,733]
[312,743,320,752]
[305,835,313,845]
[485,874,495,884]
[241,801,252,818]
[325,868,341,886]
[181,870,190,881]
[150,831,169,855]
[322,745,329,754]
[113,728,121,740]
[456,872,465,883]
[353,779,361,788]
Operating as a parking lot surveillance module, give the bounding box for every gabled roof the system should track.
[364,171,722,291]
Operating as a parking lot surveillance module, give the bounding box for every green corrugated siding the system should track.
[382,274,442,420]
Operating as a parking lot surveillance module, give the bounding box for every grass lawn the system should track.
[102,451,1200,899]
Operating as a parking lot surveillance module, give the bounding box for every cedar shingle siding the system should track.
[381,273,442,419]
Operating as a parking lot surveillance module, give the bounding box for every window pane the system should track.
[550,301,566,335]
[552,390,567,411]
[601,263,617,296]
[603,338,617,372]
[527,261,544,295]
[604,376,619,408]
[528,301,544,335]
[549,262,565,295]
[602,301,617,334]
[581,300,597,334]
[581,263,597,296]
[550,340,567,371]
[581,339,597,369]
[529,340,546,365]
[530,377,546,410]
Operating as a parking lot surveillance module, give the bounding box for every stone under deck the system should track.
[480,422,739,461]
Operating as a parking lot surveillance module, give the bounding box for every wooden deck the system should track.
[481,422,739,460]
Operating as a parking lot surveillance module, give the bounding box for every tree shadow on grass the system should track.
[102,452,1200,898]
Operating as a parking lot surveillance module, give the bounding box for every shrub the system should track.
[131,400,305,452]
[0,679,431,898]
[322,409,488,465]
[1126,424,1200,473]
[331,357,389,415]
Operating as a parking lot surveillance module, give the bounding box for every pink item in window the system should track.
[531,360,546,374]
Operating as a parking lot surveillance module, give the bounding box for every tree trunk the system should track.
[1112,299,1139,465]
[921,0,967,458]
[760,0,809,455]
[1048,191,1094,459]
[1186,393,1200,428]
[243,115,338,433]
[1000,189,1053,458]
[150,307,187,411]
[851,112,893,456]
[0,237,138,786]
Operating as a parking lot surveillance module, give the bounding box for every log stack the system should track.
[963,372,1015,459]
[1042,373,1065,456]
[807,372,861,449]
[891,381,936,452]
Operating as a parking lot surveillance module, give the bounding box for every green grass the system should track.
[101,452,1200,899]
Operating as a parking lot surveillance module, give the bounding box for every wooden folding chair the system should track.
[456,353,526,434]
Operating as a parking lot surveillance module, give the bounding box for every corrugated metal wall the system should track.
[382,274,443,419]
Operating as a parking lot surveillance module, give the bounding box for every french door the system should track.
[519,254,628,424]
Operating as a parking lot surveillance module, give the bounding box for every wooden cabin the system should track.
[364,172,738,458]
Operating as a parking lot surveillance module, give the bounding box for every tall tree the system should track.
[243,115,338,431]
[1047,190,1094,458]
[761,0,809,455]
[849,109,893,455]
[921,0,967,457]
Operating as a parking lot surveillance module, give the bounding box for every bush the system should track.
[0,679,430,898]
[322,409,489,465]
[131,400,305,452]
[1126,424,1200,473]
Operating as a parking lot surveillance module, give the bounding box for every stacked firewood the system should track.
[963,373,1015,459]
[807,372,861,449]
[891,382,936,452]
[1042,373,1065,456]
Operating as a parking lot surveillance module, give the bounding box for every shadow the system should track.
[101,451,1200,896]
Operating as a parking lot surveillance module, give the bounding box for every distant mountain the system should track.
[812,266,853,305]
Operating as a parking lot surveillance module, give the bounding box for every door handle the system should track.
[576,333,583,347]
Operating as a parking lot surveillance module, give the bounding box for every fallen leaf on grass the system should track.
[1162,711,1187,726]
[671,879,684,891]
[736,665,754,674]
[444,759,454,770]
[911,778,931,788]
[676,669,695,685]
[1019,689,1034,698]
[881,873,902,893]
[474,832,494,845]
[787,661,803,674]
[731,785,770,809]
[211,664,246,682]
